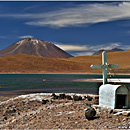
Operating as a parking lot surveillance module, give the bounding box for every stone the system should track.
[4,116,7,120]
[122,112,130,116]
[16,112,20,116]
[59,94,66,99]
[9,104,13,107]
[108,109,113,114]
[4,108,16,115]
[83,96,87,100]
[51,93,59,99]
[42,100,49,104]
[73,95,82,101]
[114,111,130,116]
[66,95,72,100]
[93,97,99,105]
[84,103,92,107]
[78,96,82,100]
[87,95,93,101]
[51,93,55,96]
[85,107,96,120]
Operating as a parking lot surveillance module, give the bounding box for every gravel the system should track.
[0,93,130,129]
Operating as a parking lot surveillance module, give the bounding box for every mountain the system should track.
[0,38,73,58]
[0,50,130,74]
[93,48,124,55]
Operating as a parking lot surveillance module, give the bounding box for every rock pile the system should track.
[51,93,98,102]
[51,93,84,101]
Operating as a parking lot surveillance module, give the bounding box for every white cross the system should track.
[91,51,119,85]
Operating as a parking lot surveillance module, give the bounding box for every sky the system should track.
[0,1,130,56]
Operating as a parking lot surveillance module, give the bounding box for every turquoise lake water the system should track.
[0,74,130,95]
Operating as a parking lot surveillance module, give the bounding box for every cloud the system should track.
[88,43,121,51]
[75,52,94,56]
[55,44,88,51]
[26,2,130,28]
[54,42,122,56]
[119,44,130,50]
[0,2,130,28]
[19,35,33,39]
[55,42,120,52]
[73,42,130,56]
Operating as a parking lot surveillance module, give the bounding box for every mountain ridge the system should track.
[93,48,124,55]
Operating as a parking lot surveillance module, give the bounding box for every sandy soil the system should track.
[0,93,130,129]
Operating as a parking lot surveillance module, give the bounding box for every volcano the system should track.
[0,38,73,58]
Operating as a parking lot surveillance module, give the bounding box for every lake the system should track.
[0,74,130,96]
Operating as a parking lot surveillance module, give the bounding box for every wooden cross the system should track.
[91,51,119,85]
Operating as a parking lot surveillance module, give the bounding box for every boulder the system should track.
[73,95,82,101]
[66,95,72,100]
[42,100,49,104]
[85,107,96,120]
[59,94,66,99]
[51,93,59,99]
[87,95,93,101]
[122,112,130,116]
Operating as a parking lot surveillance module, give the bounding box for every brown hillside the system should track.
[67,50,130,73]
[0,50,130,74]
[0,54,90,73]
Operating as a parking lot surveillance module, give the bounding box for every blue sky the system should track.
[0,1,130,56]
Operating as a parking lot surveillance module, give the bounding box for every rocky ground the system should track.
[0,93,130,129]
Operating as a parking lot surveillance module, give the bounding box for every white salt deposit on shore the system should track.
[98,78,130,83]
[76,78,130,83]
[0,93,98,105]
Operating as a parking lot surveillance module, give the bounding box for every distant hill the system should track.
[0,38,73,58]
[0,50,130,74]
[0,54,87,73]
[93,48,124,55]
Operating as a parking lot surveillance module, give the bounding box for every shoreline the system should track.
[75,78,130,83]
[0,89,99,96]
[0,72,130,75]
[0,92,99,104]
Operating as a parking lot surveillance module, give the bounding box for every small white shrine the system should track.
[91,51,129,109]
